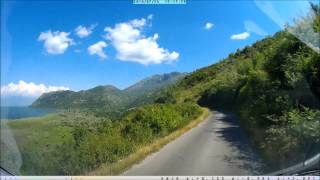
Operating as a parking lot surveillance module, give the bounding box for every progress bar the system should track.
[1,176,319,180]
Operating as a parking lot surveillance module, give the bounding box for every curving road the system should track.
[123,110,265,175]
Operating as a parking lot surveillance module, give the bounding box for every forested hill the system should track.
[160,30,319,108]
[31,72,186,109]
[31,85,127,109]
[157,11,320,169]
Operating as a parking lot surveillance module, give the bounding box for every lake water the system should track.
[0,106,57,120]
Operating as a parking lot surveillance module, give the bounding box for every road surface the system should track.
[123,110,265,175]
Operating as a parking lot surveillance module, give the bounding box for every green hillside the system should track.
[157,30,320,169]
[32,86,127,108]
[124,72,186,96]
[31,72,186,111]
[124,72,187,107]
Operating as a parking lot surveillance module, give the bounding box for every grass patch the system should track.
[1,113,74,175]
[87,107,209,175]
[6,114,69,143]
[5,114,72,147]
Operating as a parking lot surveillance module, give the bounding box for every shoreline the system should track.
[0,106,58,121]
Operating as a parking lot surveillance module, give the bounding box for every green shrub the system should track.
[261,108,320,169]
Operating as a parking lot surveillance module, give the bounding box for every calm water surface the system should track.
[0,106,57,120]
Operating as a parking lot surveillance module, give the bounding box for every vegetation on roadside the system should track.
[88,108,209,175]
[1,103,204,175]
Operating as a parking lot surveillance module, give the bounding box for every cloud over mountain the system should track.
[1,80,69,97]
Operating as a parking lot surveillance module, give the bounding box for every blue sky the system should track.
[0,0,314,105]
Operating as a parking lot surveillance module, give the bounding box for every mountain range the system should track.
[31,72,186,109]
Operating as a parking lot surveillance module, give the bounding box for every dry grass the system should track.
[87,108,210,175]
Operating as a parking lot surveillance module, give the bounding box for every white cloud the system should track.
[244,20,267,36]
[147,14,153,20]
[75,24,96,38]
[38,31,73,54]
[88,41,108,59]
[1,80,70,97]
[205,22,214,30]
[230,32,250,40]
[104,16,179,65]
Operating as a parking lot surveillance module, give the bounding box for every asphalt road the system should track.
[123,110,265,175]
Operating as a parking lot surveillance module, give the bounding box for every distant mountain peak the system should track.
[124,72,186,92]
[87,85,120,92]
